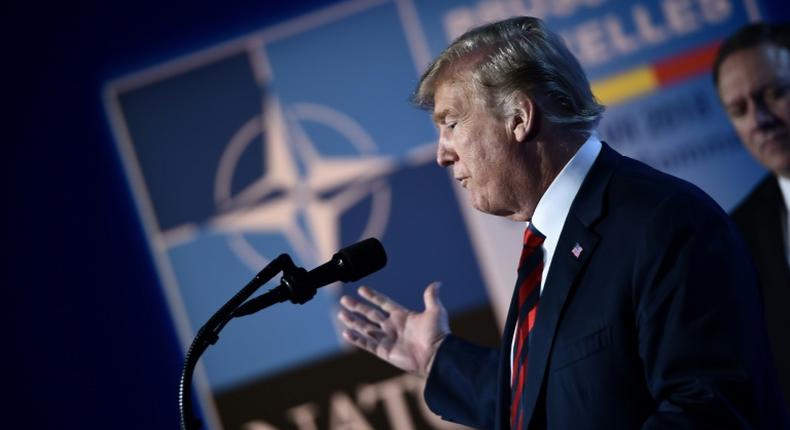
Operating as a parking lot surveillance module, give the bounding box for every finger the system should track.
[339,295,362,311]
[423,282,443,311]
[361,306,389,324]
[358,286,404,313]
[341,325,388,350]
[340,295,388,323]
[338,309,381,335]
[342,329,378,354]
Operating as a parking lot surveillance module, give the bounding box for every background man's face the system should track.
[718,43,790,177]
[433,79,524,218]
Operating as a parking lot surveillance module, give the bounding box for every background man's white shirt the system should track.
[777,175,790,268]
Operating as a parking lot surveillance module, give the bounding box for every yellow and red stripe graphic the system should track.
[591,41,721,106]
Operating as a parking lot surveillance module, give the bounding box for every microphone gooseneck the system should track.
[179,238,387,430]
[233,238,387,316]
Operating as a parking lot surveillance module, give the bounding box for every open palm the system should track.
[338,283,450,377]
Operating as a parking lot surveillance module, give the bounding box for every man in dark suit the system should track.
[338,17,787,429]
[714,22,790,413]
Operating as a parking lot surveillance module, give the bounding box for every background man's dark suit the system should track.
[732,175,790,410]
[425,144,788,429]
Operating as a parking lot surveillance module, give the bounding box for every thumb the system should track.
[423,282,443,311]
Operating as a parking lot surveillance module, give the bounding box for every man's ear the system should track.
[511,96,540,143]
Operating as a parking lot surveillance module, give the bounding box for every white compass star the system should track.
[206,96,396,268]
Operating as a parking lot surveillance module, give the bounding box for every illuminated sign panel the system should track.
[105,0,763,427]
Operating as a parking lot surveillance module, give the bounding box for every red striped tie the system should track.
[510,224,545,430]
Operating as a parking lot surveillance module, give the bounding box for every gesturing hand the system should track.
[337,282,450,377]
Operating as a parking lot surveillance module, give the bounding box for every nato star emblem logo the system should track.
[205,96,396,272]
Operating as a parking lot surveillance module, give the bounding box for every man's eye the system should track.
[765,84,789,103]
[446,122,457,130]
[727,102,746,118]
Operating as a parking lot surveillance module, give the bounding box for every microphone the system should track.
[233,238,387,316]
[307,237,388,286]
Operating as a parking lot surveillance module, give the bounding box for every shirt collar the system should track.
[530,134,602,250]
[778,175,790,213]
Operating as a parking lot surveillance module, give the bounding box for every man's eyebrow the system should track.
[757,79,790,93]
[725,80,790,105]
[432,109,449,124]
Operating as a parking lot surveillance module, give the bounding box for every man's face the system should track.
[432,79,530,219]
[718,43,790,177]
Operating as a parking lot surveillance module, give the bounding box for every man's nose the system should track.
[751,100,778,130]
[436,139,457,167]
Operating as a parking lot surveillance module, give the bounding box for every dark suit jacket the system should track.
[424,144,788,429]
[731,174,790,412]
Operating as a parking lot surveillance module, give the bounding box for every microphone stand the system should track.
[178,253,319,430]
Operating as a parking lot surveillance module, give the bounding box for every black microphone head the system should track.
[333,237,387,282]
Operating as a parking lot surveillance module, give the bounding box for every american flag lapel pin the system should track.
[571,242,583,259]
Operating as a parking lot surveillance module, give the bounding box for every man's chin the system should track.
[763,150,790,177]
[771,161,790,178]
[473,203,526,221]
[470,199,497,216]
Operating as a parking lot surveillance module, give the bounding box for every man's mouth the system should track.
[758,130,790,149]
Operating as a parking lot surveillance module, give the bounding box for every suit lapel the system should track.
[520,143,619,428]
[754,177,790,281]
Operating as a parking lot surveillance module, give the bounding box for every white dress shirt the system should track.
[510,134,601,373]
[530,134,602,293]
[777,175,790,269]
